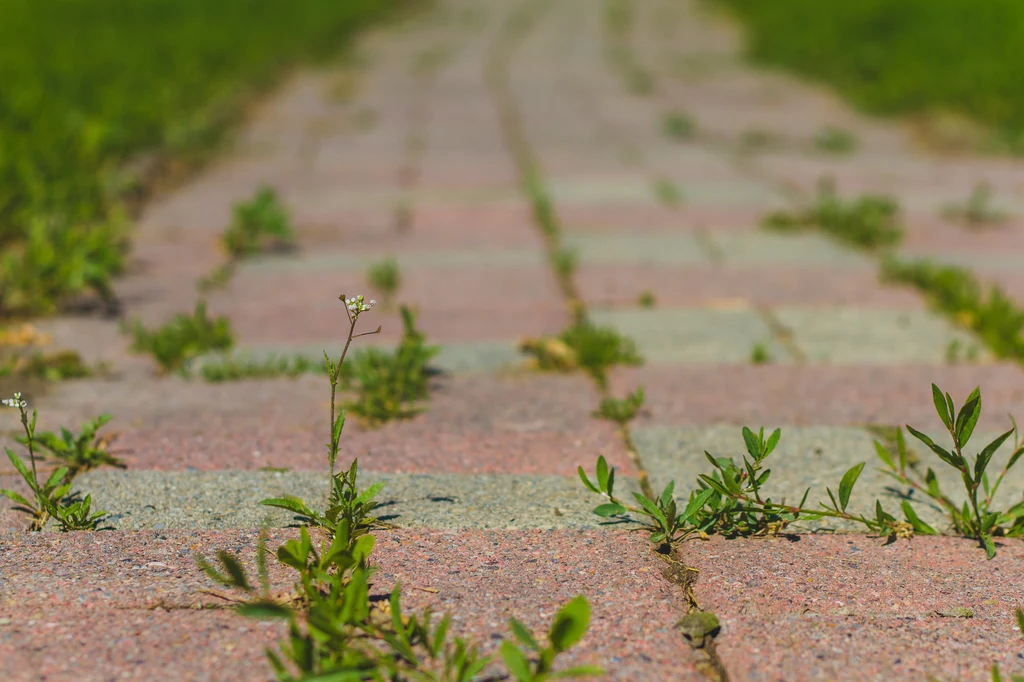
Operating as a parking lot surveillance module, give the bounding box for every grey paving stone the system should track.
[897,251,1024,271]
[775,308,990,364]
[675,180,786,207]
[546,177,655,204]
[71,470,643,531]
[711,232,874,267]
[633,425,1024,533]
[237,248,545,275]
[562,231,711,265]
[588,308,788,363]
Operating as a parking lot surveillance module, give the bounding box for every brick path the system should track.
[3,0,1024,680]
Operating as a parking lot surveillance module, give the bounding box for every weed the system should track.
[223,187,295,258]
[626,68,656,95]
[0,215,126,317]
[636,290,656,308]
[945,338,980,365]
[344,304,440,426]
[990,608,1024,681]
[198,295,600,680]
[739,129,782,152]
[14,413,124,479]
[125,300,234,375]
[593,386,645,427]
[198,352,335,383]
[365,257,402,309]
[763,178,903,251]
[943,182,1007,228]
[663,112,696,140]
[750,342,773,364]
[873,385,1024,559]
[653,179,683,206]
[196,262,237,293]
[520,317,643,389]
[1,348,96,382]
[813,126,858,155]
[0,393,109,531]
[551,247,579,283]
[881,257,1024,361]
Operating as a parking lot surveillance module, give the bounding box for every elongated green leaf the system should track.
[509,618,540,651]
[698,474,731,497]
[901,501,936,535]
[237,601,293,620]
[680,488,715,524]
[500,641,531,682]
[765,428,781,457]
[592,502,627,517]
[932,384,953,431]
[838,462,865,512]
[551,665,607,678]
[596,456,609,492]
[354,481,385,506]
[982,533,996,560]
[659,480,675,509]
[259,496,315,518]
[955,387,982,447]
[44,466,68,490]
[1006,446,1024,472]
[606,468,616,498]
[906,425,963,469]
[896,427,909,472]
[741,426,759,459]
[6,448,34,487]
[632,492,668,527]
[577,466,599,494]
[217,551,252,591]
[874,440,895,470]
[548,595,590,653]
[0,489,35,509]
[975,428,1014,482]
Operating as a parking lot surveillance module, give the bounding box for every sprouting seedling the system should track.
[366,257,401,305]
[551,247,579,283]
[663,111,696,140]
[636,290,656,308]
[593,386,645,427]
[750,342,772,364]
[222,186,295,258]
[875,384,1024,559]
[653,178,683,206]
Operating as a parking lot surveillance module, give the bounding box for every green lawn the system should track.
[0,0,403,317]
[720,0,1024,137]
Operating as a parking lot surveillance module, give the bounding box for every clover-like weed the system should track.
[198,294,599,680]
[222,186,295,258]
[813,126,858,155]
[653,179,683,206]
[125,300,234,375]
[0,393,109,531]
[663,111,696,140]
[943,182,1007,228]
[763,178,903,251]
[874,384,1024,559]
[366,257,401,307]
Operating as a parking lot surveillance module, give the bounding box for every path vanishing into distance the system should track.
[4,0,1024,680]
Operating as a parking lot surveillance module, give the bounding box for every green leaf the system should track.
[217,551,253,591]
[44,466,69,490]
[0,489,35,509]
[592,502,627,517]
[838,462,864,512]
[741,426,759,459]
[548,595,590,653]
[659,480,675,509]
[975,428,1014,483]
[499,641,532,682]
[596,456,609,492]
[236,601,293,620]
[765,428,781,456]
[1006,446,1024,472]
[874,440,895,470]
[577,466,599,494]
[551,665,606,678]
[954,387,982,447]
[896,427,909,471]
[6,448,34,487]
[982,533,996,560]
[906,425,963,469]
[901,501,937,535]
[932,384,953,431]
[509,618,541,651]
[679,488,715,524]
[260,496,315,518]
[632,492,668,527]
[698,474,731,497]
[354,481,385,506]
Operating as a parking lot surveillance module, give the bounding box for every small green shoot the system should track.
[551,247,579,283]
[663,111,696,140]
[943,182,1007,228]
[593,386,645,427]
[520,317,643,390]
[874,384,1024,559]
[653,178,683,206]
[125,300,234,375]
[813,126,858,155]
[501,596,604,681]
[637,290,656,308]
[222,186,295,258]
[366,257,401,308]
[14,413,123,478]
[750,342,773,364]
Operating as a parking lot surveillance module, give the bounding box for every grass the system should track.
[0,0,406,319]
[222,187,296,259]
[663,111,697,140]
[763,178,903,251]
[720,0,1024,152]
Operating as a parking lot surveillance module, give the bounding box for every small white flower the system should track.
[2,392,26,408]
